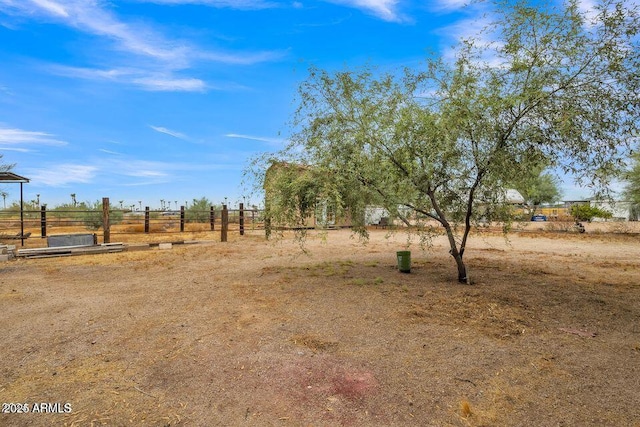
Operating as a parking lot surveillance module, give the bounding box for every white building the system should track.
[365,206,389,225]
[590,200,637,221]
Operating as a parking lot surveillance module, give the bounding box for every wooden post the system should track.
[210,206,215,231]
[144,206,150,233]
[40,204,47,238]
[221,204,228,242]
[20,182,25,246]
[102,197,110,244]
[239,202,245,236]
[180,206,185,232]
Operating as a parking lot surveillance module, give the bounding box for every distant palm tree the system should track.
[70,193,77,207]
[119,200,124,209]
[0,191,8,209]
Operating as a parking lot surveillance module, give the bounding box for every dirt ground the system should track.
[1,228,639,426]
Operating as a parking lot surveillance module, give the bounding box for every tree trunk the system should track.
[427,189,472,285]
[451,252,470,284]
[442,224,471,284]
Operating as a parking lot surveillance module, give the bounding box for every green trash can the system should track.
[396,250,411,273]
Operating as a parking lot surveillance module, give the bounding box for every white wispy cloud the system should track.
[49,65,208,92]
[133,76,207,92]
[198,49,288,65]
[134,0,278,9]
[127,169,168,178]
[431,0,471,12]
[1,0,190,64]
[324,0,405,22]
[295,13,353,28]
[26,164,98,186]
[98,148,122,155]
[0,126,68,147]
[432,0,491,39]
[121,180,169,187]
[0,147,31,153]
[111,159,183,180]
[118,159,164,176]
[150,125,190,140]
[49,66,132,81]
[31,0,69,17]
[575,0,631,27]
[577,0,600,20]
[111,158,239,183]
[438,13,493,45]
[0,0,285,91]
[225,133,286,147]
[431,1,500,66]
[6,0,286,65]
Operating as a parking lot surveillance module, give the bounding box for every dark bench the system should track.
[375,217,389,229]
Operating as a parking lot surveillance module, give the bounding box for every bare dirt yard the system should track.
[1,228,639,426]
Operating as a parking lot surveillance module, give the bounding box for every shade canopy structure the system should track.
[0,172,30,246]
[0,172,30,184]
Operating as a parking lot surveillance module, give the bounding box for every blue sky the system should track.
[0,0,608,209]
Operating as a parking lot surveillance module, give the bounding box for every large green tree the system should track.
[511,167,563,215]
[258,0,640,284]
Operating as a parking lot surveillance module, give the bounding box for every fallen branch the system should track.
[134,386,158,399]
[559,328,597,338]
[454,377,477,387]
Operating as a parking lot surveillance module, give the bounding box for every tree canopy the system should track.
[511,167,563,214]
[254,0,640,284]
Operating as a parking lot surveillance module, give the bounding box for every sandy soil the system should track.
[1,229,639,426]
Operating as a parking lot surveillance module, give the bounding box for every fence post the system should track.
[40,204,47,238]
[144,207,150,233]
[221,204,228,242]
[210,206,215,231]
[239,202,245,236]
[180,206,185,232]
[102,197,110,244]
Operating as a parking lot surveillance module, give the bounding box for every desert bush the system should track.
[186,197,218,223]
[81,201,124,230]
[570,204,612,222]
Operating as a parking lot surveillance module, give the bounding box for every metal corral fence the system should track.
[0,198,265,246]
